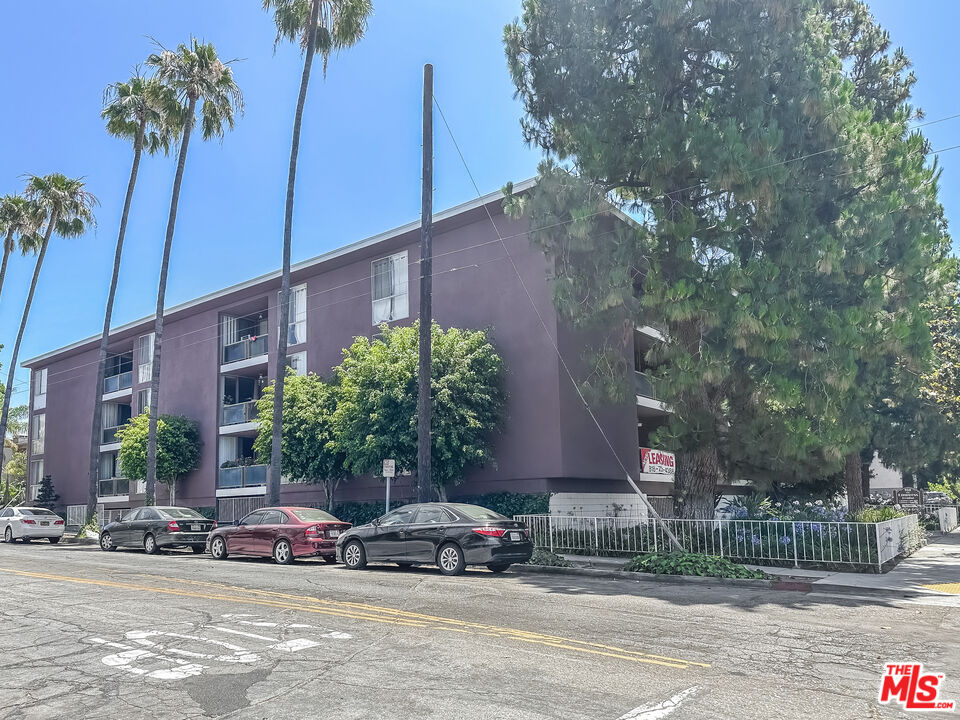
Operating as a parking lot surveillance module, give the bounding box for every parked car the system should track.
[0,507,65,543]
[99,506,215,554]
[206,506,351,565]
[336,502,533,576]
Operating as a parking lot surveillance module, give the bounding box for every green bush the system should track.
[527,548,573,567]
[849,506,905,523]
[332,501,406,527]
[624,552,768,579]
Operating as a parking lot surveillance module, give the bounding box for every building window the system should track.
[279,284,307,346]
[287,351,307,377]
[29,459,43,499]
[33,368,47,407]
[371,251,408,325]
[137,333,154,384]
[137,389,151,416]
[31,414,45,455]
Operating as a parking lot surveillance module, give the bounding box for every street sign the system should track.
[895,488,922,508]
[382,459,396,478]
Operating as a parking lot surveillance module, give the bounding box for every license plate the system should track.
[327,529,340,538]
[509,531,522,541]
[190,524,201,531]
[40,521,49,527]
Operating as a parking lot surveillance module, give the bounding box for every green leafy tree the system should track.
[262,0,372,505]
[86,69,182,522]
[333,322,505,499]
[254,372,347,510]
[0,193,44,304]
[2,450,26,504]
[0,174,97,484]
[35,475,60,511]
[116,412,202,505]
[143,39,242,505]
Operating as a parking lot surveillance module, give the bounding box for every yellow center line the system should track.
[0,566,710,670]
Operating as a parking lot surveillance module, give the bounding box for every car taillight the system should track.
[472,527,506,537]
[167,521,180,532]
[304,525,321,538]
[54,520,64,525]
[21,518,36,525]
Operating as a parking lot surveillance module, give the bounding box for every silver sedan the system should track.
[0,507,65,543]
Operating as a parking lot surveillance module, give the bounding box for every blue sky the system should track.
[0,1,957,405]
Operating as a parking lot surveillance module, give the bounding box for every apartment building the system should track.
[22,185,674,524]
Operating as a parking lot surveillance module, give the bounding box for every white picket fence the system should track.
[515,513,925,573]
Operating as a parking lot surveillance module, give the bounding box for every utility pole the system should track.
[417,63,433,503]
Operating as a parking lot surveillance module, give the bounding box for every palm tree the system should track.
[262,0,372,504]
[85,70,182,522]
[0,174,97,483]
[143,39,243,505]
[0,193,44,305]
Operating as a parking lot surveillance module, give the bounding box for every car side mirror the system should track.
[372,517,381,527]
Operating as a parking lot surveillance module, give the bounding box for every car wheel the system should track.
[210,536,228,560]
[49,537,61,545]
[322,554,337,564]
[99,532,116,551]
[3,527,12,543]
[191,546,204,554]
[437,543,466,576]
[273,539,293,565]
[143,534,159,555]
[487,563,510,573]
[342,540,366,570]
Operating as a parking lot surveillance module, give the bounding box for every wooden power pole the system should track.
[417,63,434,503]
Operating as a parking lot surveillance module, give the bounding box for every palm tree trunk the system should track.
[270,0,321,506]
[87,120,145,521]
[0,214,57,494]
[0,229,14,305]
[146,98,196,506]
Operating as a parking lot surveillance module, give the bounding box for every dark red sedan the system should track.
[206,506,351,565]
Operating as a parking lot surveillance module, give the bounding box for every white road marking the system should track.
[618,687,700,720]
[211,626,279,642]
[270,638,322,652]
[320,631,353,640]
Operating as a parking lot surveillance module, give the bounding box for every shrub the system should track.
[527,548,573,567]
[624,552,768,579]
[849,506,905,523]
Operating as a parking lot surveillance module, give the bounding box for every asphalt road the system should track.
[0,542,957,719]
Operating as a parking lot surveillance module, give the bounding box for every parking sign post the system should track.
[382,459,396,512]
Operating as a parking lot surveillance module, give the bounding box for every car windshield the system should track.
[158,508,205,519]
[20,509,56,516]
[289,508,339,523]
[448,504,508,521]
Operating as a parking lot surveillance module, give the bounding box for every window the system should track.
[20,508,55,516]
[259,510,286,525]
[289,508,338,523]
[371,251,408,325]
[99,452,122,480]
[277,284,306,346]
[0,508,11,518]
[29,459,43,495]
[137,333,154,384]
[33,368,47,407]
[239,511,264,526]
[140,508,161,521]
[121,509,142,522]
[415,506,455,525]
[378,506,417,527]
[31,414,45,455]
[159,508,205,520]
[137,389,151,416]
[449,504,509,521]
[287,351,307,377]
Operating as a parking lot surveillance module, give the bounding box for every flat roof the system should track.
[22,179,538,368]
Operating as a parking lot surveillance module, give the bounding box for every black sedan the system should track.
[336,503,533,575]
[99,506,215,554]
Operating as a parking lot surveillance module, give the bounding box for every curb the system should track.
[61,536,98,546]
[513,564,946,599]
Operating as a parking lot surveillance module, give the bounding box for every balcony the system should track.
[102,426,123,445]
[222,400,259,426]
[218,463,267,490]
[98,477,129,497]
[104,371,133,394]
[222,335,268,365]
[634,371,659,400]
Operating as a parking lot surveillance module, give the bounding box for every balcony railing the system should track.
[221,400,259,426]
[104,371,133,394]
[634,371,659,400]
[98,477,129,497]
[222,335,268,364]
[102,426,122,444]
[218,464,267,490]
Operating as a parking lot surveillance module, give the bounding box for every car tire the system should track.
[273,539,294,565]
[322,554,337,564]
[99,532,116,551]
[143,534,159,555]
[342,540,367,570]
[487,563,510,573]
[437,543,466,576]
[210,536,228,560]
[191,546,204,554]
[49,537,61,545]
[3,527,13,543]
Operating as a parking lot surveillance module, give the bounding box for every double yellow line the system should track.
[0,566,711,671]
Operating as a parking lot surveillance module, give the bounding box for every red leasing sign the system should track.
[641,448,675,475]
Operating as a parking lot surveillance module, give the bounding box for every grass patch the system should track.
[624,552,769,579]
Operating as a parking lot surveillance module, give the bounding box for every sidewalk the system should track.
[556,530,960,597]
